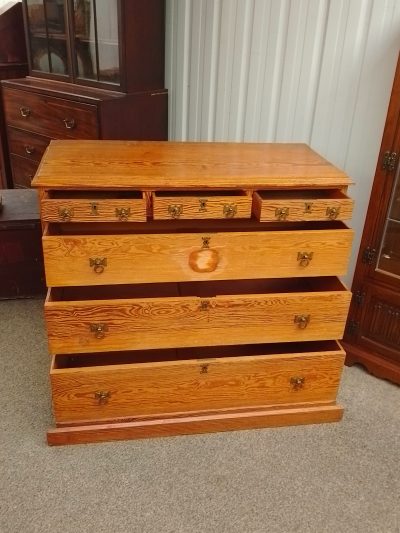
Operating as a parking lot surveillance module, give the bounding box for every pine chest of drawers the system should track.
[32,140,354,446]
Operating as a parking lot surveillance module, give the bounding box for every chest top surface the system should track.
[32,140,350,190]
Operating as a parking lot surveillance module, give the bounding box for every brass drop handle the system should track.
[326,206,340,220]
[24,145,35,155]
[95,391,111,405]
[275,207,289,220]
[115,207,131,221]
[294,314,311,329]
[297,251,313,267]
[168,204,183,218]
[290,376,305,390]
[63,118,76,129]
[89,257,107,274]
[199,299,211,311]
[223,203,237,218]
[199,198,208,212]
[90,323,108,339]
[19,106,31,118]
[58,207,73,221]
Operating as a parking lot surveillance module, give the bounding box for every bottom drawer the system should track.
[50,341,345,423]
[10,154,39,188]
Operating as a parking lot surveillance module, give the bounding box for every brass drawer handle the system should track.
[223,203,237,218]
[24,145,35,155]
[294,314,310,329]
[115,207,131,221]
[58,207,73,221]
[199,299,211,311]
[297,251,313,267]
[90,323,108,339]
[275,207,289,220]
[89,257,107,274]
[326,206,340,220]
[95,391,111,404]
[19,106,31,118]
[63,118,76,129]
[199,198,208,212]
[290,376,305,390]
[168,204,183,218]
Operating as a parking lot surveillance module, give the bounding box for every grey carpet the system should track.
[0,299,399,533]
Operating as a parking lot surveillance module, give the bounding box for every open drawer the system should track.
[253,189,354,222]
[50,340,345,423]
[41,190,146,222]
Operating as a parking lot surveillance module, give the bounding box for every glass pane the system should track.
[48,39,68,75]
[377,161,400,277]
[45,0,66,34]
[96,0,120,84]
[74,0,97,80]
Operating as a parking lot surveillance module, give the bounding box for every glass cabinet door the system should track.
[26,0,69,76]
[72,0,120,86]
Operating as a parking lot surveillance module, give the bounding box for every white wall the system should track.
[165,0,400,285]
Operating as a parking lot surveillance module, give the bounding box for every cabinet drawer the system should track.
[42,223,353,286]
[3,88,98,139]
[253,190,354,222]
[50,341,345,422]
[45,278,351,354]
[41,191,146,223]
[152,190,252,220]
[7,128,51,162]
[10,155,39,188]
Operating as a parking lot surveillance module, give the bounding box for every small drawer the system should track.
[2,87,98,139]
[253,190,354,222]
[41,190,146,223]
[152,190,252,220]
[10,155,39,188]
[7,127,51,162]
[50,340,345,423]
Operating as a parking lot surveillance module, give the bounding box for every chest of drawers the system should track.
[32,140,354,446]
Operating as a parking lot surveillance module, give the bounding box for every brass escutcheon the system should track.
[294,315,310,329]
[90,202,99,215]
[90,323,108,339]
[326,206,340,220]
[223,203,237,218]
[58,207,73,221]
[290,376,305,390]
[304,202,313,213]
[202,236,211,248]
[199,198,208,212]
[199,300,210,311]
[89,257,107,274]
[95,391,111,404]
[297,251,313,267]
[168,204,183,218]
[115,207,131,221]
[275,207,289,220]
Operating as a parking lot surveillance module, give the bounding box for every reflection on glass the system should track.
[377,160,400,278]
[48,39,68,75]
[96,0,119,84]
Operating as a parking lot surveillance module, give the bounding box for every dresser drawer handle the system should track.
[58,207,73,221]
[199,198,208,212]
[294,315,310,329]
[326,206,340,220]
[290,376,305,390]
[275,207,289,220]
[90,323,108,339]
[19,106,31,118]
[168,204,183,218]
[297,251,313,267]
[95,391,111,405]
[89,257,107,274]
[63,118,76,129]
[223,203,237,218]
[24,145,35,155]
[115,207,131,221]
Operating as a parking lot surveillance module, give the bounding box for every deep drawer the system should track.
[7,127,51,162]
[3,88,98,139]
[50,340,345,423]
[45,278,351,354]
[10,155,39,188]
[42,222,354,286]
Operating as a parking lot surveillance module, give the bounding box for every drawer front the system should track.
[253,191,354,222]
[3,88,98,139]
[50,349,345,422]
[8,128,51,162]
[41,195,146,223]
[152,191,252,220]
[42,228,353,287]
[45,288,351,354]
[10,155,39,188]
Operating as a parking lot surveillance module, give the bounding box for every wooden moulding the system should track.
[47,402,344,446]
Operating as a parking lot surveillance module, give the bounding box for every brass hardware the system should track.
[294,315,310,329]
[95,391,111,404]
[168,204,183,218]
[326,206,340,220]
[290,376,305,390]
[199,300,210,311]
[63,118,76,129]
[90,202,99,215]
[275,207,289,220]
[202,236,211,248]
[90,323,108,339]
[223,203,237,218]
[24,145,35,155]
[297,251,313,267]
[19,106,30,118]
[58,207,73,221]
[115,207,131,221]
[304,202,313,213]
[89,257,107,274]
[200,364,209,374]
[199,198,208,212]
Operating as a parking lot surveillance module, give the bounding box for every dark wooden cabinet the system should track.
[1,0,167,189]
[343,55,400,385]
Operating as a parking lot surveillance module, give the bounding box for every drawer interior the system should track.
[52,340,344,369]
[47,190,143,200]
[154,190,248,198]
[256,189,349,200]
